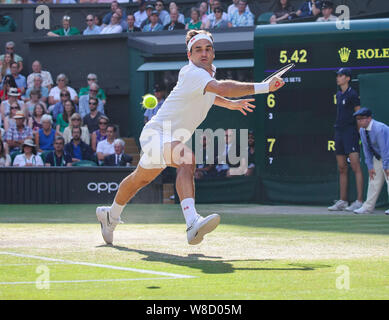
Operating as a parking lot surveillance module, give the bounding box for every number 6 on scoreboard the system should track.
[267,138,276,152]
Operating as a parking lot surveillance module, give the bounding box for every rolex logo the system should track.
[338,47,351,63]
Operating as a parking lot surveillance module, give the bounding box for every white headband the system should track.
[187,33,213,52]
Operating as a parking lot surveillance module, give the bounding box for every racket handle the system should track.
[254,82,269,94]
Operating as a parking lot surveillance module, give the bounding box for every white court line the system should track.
[0,251,195,279]
[0,277,176,285]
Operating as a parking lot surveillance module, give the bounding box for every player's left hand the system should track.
[227,98,256,116]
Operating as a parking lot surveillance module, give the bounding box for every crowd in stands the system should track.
[0,40,132,168]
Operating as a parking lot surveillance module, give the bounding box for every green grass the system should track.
[0,204,389,299]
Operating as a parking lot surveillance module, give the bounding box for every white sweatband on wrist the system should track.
[254,82,269,94]
[187,34,213,52]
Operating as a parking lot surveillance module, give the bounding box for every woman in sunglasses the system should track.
[62,112,90,145]
[91,115,109,152]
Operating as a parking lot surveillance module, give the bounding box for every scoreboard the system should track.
[254,19,389,204]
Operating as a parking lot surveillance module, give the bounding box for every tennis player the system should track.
[97,30,285,245]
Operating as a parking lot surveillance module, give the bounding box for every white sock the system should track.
[180,198,198,227]
[110,201,125,220]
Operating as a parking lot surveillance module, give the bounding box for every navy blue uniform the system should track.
[334,86,360,155]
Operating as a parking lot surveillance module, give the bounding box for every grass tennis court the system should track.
[0,204,389,299]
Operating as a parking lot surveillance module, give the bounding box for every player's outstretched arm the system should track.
[214,96,256,116]
[205,77,284,97]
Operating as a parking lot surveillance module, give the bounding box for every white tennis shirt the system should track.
[144,61,217,143]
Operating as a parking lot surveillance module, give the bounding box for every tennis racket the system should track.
[263,63,295,83]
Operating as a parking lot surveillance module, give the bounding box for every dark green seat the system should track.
[257,12,274,25]
[72,160,98,167]
[10,151,21,166]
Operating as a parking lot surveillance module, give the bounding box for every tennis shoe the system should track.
[96,206,122,245]
[187,214,220,245]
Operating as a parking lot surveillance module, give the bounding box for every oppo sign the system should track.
[87,182,119,194]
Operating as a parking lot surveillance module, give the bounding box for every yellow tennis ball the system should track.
[142,94,158,109]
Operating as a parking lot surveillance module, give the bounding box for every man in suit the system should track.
[103,138,133,166]
[353,108,389,215]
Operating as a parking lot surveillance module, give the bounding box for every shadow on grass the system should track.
[108,245,332,275]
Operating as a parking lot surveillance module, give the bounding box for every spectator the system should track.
[0,14,17,33]
[8,62,26,95]
[228,0,253,21]
[0,75,21,101]
[134,0,148,28]
[83,97,104,133]
[245,130,255,176]
[155,0,169,24]
[0,138,11,167]
[24,90,46,119]
[103,138,132,166]
[0,87,23,121]
[78,83,105,119]
[13,139,43,167]
[163,2,185,26]
[62,113,90,145]
[0,53,13,79]
[144,84,165,124]
[352,108,389,215]
[91,115,109,152]
[0,41,23,73]
[317,1,337,22]
[3,111,33,153]
[195,135,216,179]
[24,75,48,103]
[115,7,128,31]
[47,15,81,37]
[295,0,322,19]
[94,14,103,27]
[64,126,94,163]
[35,114,56,153]
[186,8,202,30]
[48,74,78,106]
[270,0,295,24]
[3,103,27,132]
[83,14,102,35]
[44,136,72,167]
[206,0,229,27]
[79,74,106,104]
[209,7,229,29]
[96,124,116,163]
[126,14,141,32]
[50,89,70,122]
[228,0,254,27]
[56,100,76,135]
[163,9,185,30]
[100,13,123,34]
[216,129,240,177]
[199,2,209,26]
[102,0,120,26]
[142,11,163,32]
[30,102,46,133]
[140,5,158,29]
[26,60,54,90]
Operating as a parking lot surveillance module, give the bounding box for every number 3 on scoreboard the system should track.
[267,138,276,152]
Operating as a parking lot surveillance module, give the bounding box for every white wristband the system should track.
[254,82,269,94]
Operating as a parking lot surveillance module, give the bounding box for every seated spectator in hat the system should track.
[0,41,23,73]
[270,0,295,24]
[103,138,132,166]
[140,4,156,29]
[26,60,54,90]
[50,89,70,122]
[91,115,109,152]
[134,0,148,28]
[195,135,217,180]
[96,124,116,164]
[102,0,120,26]
[0,75,21,102]
[3,110,33,153]
[186,8,202,30]
[44,136,72,167]
[35,114,56,153]
[78,83,105,119]
[3,103,30,132]
[100,13,123,34]
[30,102,47,133]
[295,0,322,19]
[0,138,11,167]
[78,74,106,105]
[13,138,43,167]
[155,0,169,24]
[62,113,90,145]
[56,100,76,135]
[64,126,94,163]
[83,97,104,134]
[0,14,17,33]
[208,7,229,29]
[144,84,165,124]
[163,9,185,30]
[48,74,78,106]
[317,1,337,22]
[9,62,26,95]
[0,87,23,121]
[228,0,254,27]
[23,75,49,103]
[83,14,102,35]
[126,14,141,32]
[47,15,81,37]
[163,1,185,26]
[142,10,163,32]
